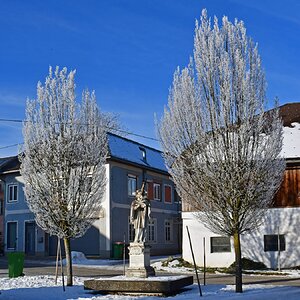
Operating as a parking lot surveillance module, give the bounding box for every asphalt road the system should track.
[0,257,300,287]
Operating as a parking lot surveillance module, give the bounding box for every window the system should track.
[148,219,157,242]
[146,181,153,200]
[128,175,137,197]
[174,190,180,203]
[0,200,3,215]
[7,222,17,250]
[211,236,231,253]
[139,147,147,162]
[164,185,172,203]
[128,219,135,242]
[8,184,18,202]
[153,183,161,201]
[264,235,285,252]
[165,220,172,242]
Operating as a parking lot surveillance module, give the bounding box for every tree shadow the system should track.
[241,208,300,269]
[49,224,109,257]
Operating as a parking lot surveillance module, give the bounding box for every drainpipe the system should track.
[277,227,281,272]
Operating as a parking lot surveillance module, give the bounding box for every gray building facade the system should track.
[1,133,181,258]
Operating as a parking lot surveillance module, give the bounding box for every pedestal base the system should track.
[125,242,155,278]
[84,275,194,296]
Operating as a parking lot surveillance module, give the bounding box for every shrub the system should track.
[227,257,267,273]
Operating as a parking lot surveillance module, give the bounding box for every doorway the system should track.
[25,222,36,255]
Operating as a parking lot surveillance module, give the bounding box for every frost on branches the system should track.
[20,67,115,285]
[157,10,285,293]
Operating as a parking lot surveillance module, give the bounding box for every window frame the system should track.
[173,189,180,203]
[127,174,137,197]
[139,147,147,162]
[146,181,154,200]
[264,234,285,252]
[7,183,18,203]
[6,221,18,250]
[153,183,161,201]
[128,217,135,242]
[164,184,172,204]
[210,236,231,253]
[148,218,157,243]
[164,219,173,242]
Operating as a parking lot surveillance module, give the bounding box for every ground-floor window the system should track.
[264,234,285,252]
[148,219,157,243]
[165,220,172,242]
[7,221,17,250]
[210,236,231,253]
[128,220,135,242]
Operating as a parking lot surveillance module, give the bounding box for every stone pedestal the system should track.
[125,242,155,278]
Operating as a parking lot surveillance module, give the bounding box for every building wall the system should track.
[110,161,181,256]
[183,208,300,269]
[0,181,4,254]
[4,161,181,258]
[50,162,182,258]
[49,164,111,257]
[182,160,300,268]
[273,164,300,207]
[4,172,46,255]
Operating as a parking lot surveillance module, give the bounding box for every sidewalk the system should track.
[0,256,300,286]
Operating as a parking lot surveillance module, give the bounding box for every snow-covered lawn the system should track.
[60,251,124,270]
[0,275,299,300]
[58,252,300,278]
[5,254,297,299]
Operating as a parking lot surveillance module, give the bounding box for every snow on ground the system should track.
[16,254,299,299]
[59,253,300,278]
[0,275,299,300]
[59,252,124,270]
[152,260,193,274]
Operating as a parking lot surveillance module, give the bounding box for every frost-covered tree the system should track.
[158,10,285,293]
[20,67,114,286]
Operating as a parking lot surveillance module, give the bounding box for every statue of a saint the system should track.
[130,182,151,243]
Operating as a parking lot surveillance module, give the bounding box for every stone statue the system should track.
[130,182,151,243]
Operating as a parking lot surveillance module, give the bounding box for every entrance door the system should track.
[7,222,17,250]
[25,222,36,255]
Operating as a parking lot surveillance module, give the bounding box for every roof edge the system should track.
[108,133,162,153]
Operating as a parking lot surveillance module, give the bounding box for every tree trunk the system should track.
[233,231,242,293]
[63,237,73,286]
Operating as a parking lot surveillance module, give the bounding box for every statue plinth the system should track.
[126,242,155,278]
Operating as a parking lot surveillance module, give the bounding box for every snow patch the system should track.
[0,276,300,299]
[281,122,300,158]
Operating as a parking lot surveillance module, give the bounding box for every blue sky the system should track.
[0,0,299,156]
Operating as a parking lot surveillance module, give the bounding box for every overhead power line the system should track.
[0,118,23,123]
[0,143,22,150]
[0,117,159,151]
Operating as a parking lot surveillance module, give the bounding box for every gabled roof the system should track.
[279,102,300,127]
[0,156,20,173]
[107,133,168,173]
[0,133,168,175]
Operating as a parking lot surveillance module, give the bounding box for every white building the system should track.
[182,103,300,269]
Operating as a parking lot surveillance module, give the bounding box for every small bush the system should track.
[161,257,194,268]
[227,257,267,273]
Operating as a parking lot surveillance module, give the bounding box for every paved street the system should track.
[0,256,300,287]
